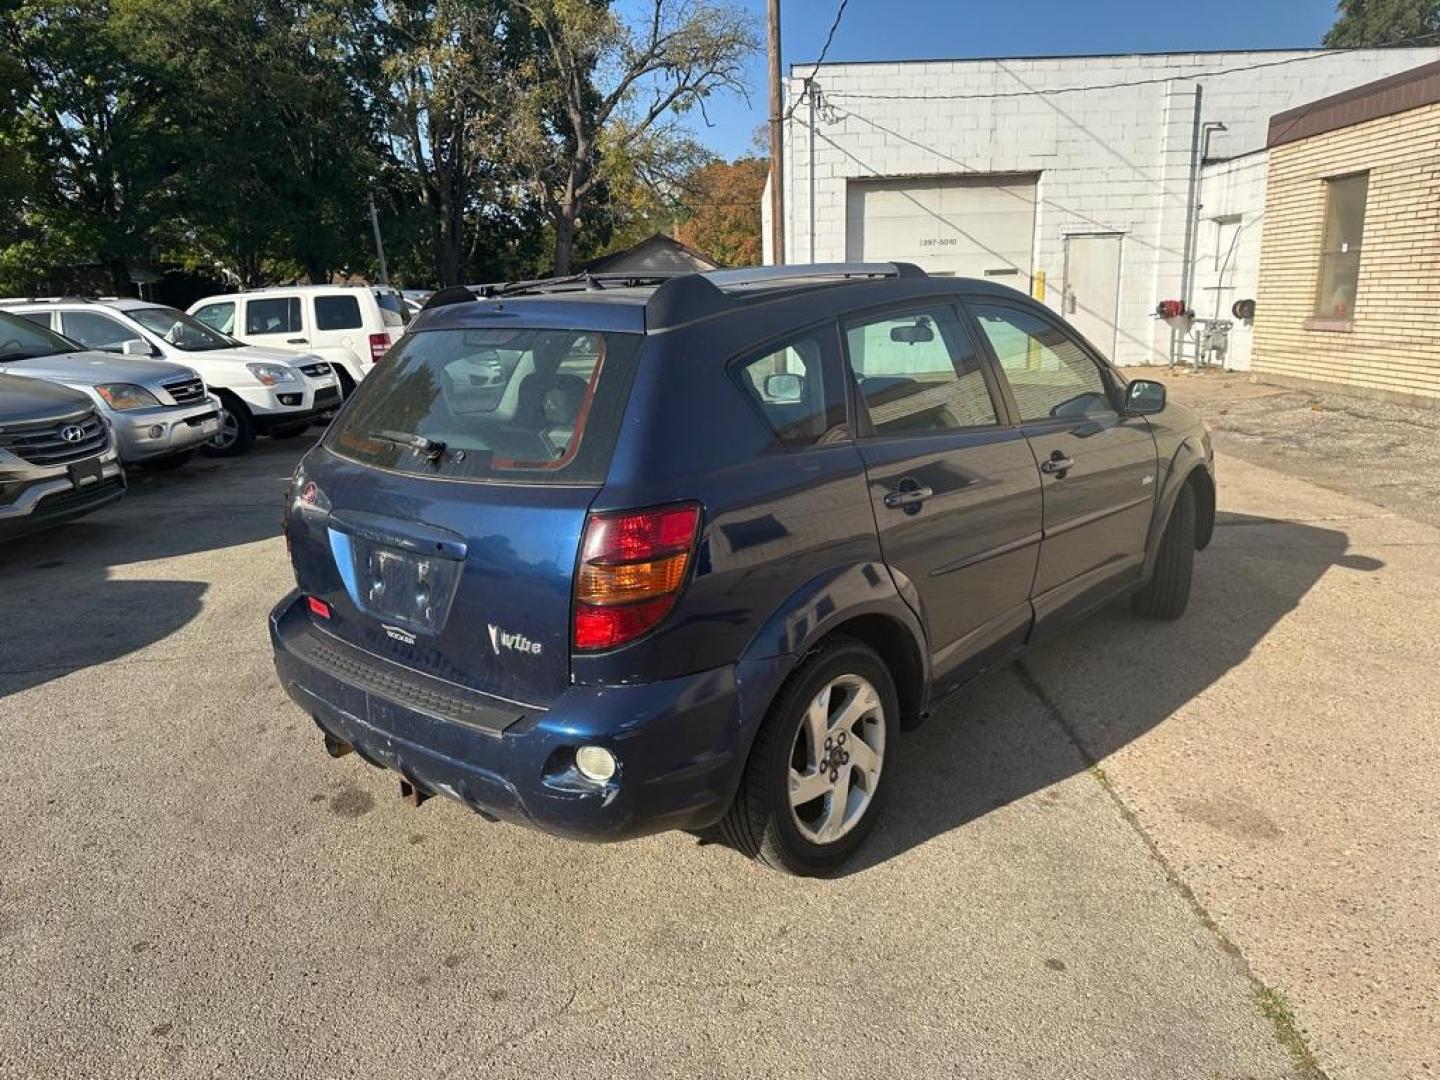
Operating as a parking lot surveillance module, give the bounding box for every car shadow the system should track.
[711,511,1369,875]
[0,438,312,699]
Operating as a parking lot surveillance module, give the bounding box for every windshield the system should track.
[127,306,237,351]
[0,309,80,360]
[326,326,641,483]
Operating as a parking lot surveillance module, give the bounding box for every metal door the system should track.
[1062,234,1122,360]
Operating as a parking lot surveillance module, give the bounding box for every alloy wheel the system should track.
[210,408,239,450]
[787,673,886,844]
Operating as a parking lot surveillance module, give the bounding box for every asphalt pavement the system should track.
[1,421,1435,1079]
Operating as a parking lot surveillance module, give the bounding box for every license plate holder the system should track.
[68,457,104,490]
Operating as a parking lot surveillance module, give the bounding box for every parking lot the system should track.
[3,398,1438,1079]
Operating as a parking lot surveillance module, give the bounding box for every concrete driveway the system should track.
[1,434,1434,1079]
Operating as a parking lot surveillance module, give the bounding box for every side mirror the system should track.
[763,372,805,402]
[1125,379,1166,415]
[120,339,154,357]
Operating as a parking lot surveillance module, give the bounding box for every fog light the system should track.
[148,425,164,439]
[575,746,617,783]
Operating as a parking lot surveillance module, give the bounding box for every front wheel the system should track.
[1132,483,1196,620]
[202,393,256,457]
[719,637,896,875]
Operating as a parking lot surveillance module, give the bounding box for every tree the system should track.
[1323,0,1440,46]
[513,0,756,274]
[1,0,181,293]
[674,155,764,267]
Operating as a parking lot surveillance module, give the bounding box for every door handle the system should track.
[883,485,934,509]
[286,337,308,345]
[1040,451,1074,477]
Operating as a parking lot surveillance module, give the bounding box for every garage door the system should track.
[845,175,1038,284]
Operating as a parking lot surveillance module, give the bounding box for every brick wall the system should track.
[1253,103,1440,404]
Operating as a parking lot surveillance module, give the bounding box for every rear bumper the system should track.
[269,591,786,841]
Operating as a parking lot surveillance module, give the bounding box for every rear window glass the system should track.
[326,327,641,484]
[315,294,363,330]
[374,290,408,327]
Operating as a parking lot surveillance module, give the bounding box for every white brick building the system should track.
[765,47,1440,368]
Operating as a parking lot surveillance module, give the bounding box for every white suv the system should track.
[188,286,408,396]
[3,298,340,456]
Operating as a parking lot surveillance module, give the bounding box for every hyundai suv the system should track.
[3,299,339,455]
[269,264,1215,874]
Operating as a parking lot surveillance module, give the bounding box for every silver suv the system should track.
[0,373,125,541]
[0,310,221,468]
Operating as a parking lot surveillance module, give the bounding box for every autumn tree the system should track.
[513,0,756,274]
[674,155,764,267]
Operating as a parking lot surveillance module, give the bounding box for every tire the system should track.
[719,637,897,875]
[335,366,356,399]
[142,450,194,471]
[202,393,256,457]
[1132,482,1196,620]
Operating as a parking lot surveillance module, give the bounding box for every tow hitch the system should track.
[399,778,433,808]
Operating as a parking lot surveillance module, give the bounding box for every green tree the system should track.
[512,0,756,274]
[1,0,181,293]
[1323,0,1440,46]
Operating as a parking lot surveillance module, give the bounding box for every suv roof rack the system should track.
[647,262,927,331]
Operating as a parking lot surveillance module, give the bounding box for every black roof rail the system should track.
[646,261,927,331]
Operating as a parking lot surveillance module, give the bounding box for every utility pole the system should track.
[767,0,785,265]
[367,190,391,287]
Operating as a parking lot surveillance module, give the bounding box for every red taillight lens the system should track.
[573,503,700,652]
[306,595,332,619]
[368,333,389,364]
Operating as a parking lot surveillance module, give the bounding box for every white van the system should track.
[3,298,339,456]
[188,286,408,396]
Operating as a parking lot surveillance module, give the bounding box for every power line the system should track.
[784,0,850,119]
[817,33,1440,102]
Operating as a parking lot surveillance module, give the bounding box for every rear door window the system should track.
[844,304,999,434]
[326,327,641,483]
[314,295,363,331]
[245,296,301,336]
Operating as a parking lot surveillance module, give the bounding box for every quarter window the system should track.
[245,297,301,335]
[315,295,363,331]
[1314,172,1368,320]
[735,333,846,448]
[844,305,997,434]
[971,303,1113,422]
[193,302,235,334]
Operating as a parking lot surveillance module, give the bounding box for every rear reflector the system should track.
[574,503,700,652]
[368,333,389,364]
[306,595,332,619]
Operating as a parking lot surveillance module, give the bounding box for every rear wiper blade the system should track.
[370,429,447,462]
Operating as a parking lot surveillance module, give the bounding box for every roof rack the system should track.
[646,262,927,330]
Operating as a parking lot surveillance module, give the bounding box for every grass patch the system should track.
[1254,986,1328,1079]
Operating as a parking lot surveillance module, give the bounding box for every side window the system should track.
[61,311,135,351]
[245,297,301,335]
[16,311,54,330]
[844,304,998,434]
[734,332,846,449]
[314,295,363,331]
[971,303,1113,422]
[193,302,235,334]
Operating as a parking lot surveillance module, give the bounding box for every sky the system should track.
[678,0,1346,160]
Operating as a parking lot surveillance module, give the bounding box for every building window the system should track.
[1313,173,1368,320]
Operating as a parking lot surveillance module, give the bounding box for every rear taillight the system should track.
[368,333,389,364]
[573,503,700,652]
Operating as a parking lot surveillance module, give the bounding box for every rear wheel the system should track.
[335,366,356,399]
[720,637,895,875]
[202,392,256,457]
[1132,483,1196,620]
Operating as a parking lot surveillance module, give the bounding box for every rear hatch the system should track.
[285,322,641,707]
